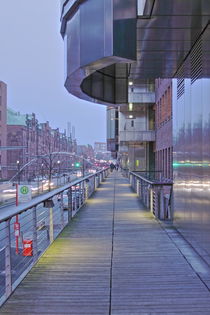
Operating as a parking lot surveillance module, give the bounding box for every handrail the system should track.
[0,167,110,306]
[130,171,173,186]
[0,169,107,223]
[128,171,173,221]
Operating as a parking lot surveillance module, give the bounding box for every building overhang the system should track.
[133,0,210,79]
[61,0,210,105]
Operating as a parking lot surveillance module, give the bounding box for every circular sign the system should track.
[20,186,29,194]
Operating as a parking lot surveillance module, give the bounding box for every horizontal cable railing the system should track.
[0,168,109,306]
[128,171,173,221]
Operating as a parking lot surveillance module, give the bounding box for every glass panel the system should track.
[137,0,146,15]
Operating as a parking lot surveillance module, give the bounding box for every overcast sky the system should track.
[0,0,106,145]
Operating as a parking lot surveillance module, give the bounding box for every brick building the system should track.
[77,144,94,159]
[155,79,173,180]
[6,109,76,180]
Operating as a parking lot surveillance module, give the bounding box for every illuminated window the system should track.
[129,103,133,111]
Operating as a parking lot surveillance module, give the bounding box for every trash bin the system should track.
[23,239,33,256]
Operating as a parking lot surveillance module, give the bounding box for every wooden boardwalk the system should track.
[1,172,210,314]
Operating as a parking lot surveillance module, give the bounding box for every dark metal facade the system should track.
[61,0,137,105]
[61,0,210,104]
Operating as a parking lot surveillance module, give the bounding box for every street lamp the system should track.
[41,163,44,192]
[16,160,20,184]
[57,160,61,186]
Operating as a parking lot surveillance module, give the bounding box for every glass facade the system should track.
[173,75,210,257]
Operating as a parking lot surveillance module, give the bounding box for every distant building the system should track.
[7,108,28,179]
[77,144,94,159]
[0,81,7,179]
[94,142,107,153]
[107,107,118,159]
[6,108,76,180]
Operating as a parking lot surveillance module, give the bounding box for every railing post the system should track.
[94,176,97,190]
[82,181,85,203]
[146,185,150,208]
[150,188,153,213]
[154,187,159,217]
[139,179,142,199]
[142,182,145,204]
[79,182,82,207]
[5,219,12,298]
[159,187,165,220]
[74,186,77,212]
[170,187,174,220]
[32,206,38,262]
[49,206,54,243]
[67,188,72,221]
[136,180,139,196]
[60,192,64,228]
[85,180,89,199]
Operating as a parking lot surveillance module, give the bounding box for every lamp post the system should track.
[15,160,20,255]
[16,160,20,184]
[57,160,61,186]
[82,158,85,177]
[41,163,44,192]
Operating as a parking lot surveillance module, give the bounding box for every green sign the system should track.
[20,186,29,194]
[18,185,32,203]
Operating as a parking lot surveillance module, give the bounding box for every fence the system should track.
[0,168,109,306]
[129,171,173,220]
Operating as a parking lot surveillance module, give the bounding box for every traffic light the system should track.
[74,162,81,168]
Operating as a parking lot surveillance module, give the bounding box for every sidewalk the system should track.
[1,172,210,314]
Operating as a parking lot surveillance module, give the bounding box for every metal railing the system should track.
[129,171,173,221]
[119,130,155,142]
[0,168,109,306]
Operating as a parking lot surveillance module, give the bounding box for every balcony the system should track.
[119,130,155,143]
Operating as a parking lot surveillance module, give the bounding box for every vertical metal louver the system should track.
[191,38,203,84]
[177,65,184,99]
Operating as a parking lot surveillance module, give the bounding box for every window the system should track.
[137,0,146,15]
[131,120,134,127]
